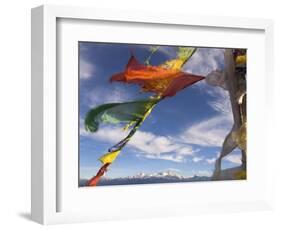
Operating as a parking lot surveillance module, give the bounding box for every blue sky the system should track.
[79,42,242,180]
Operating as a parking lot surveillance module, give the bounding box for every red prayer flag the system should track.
[87,163,111,186]
[111,55,204,97]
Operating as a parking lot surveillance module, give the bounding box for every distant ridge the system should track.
[79,170,210,187]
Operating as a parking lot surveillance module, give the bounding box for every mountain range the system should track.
[79,170,210,186]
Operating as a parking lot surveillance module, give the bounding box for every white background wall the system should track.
[0,0,280,229]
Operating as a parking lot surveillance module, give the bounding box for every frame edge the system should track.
[31,5,44,225]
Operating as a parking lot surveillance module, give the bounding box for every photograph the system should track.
[78,42,247,187]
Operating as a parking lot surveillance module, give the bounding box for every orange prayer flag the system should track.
[87,163,111,186]
[111,55,204,97]
[111,55,181,82]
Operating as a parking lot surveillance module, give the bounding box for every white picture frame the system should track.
[31,5,274,225]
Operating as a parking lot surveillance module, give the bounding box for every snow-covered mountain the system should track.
[132,170,185,179]
[79,170,210,187]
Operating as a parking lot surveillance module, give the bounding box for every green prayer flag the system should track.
[84,98,159,132]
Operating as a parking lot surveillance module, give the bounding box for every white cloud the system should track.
[132,132,195,156]
[180,116,230,147]
[206,157,216,164]
[176,147,198,155]
[192,156,204,163]
[165,168,181,172]
[81,126,127,144]
[131,132,170,154]
[207,92,232,117]
[179,85,233,147]
[224,154,241,164]
[80,58,95,80]
[138,153,186,163]
[81,125,197,163]
[131,131,197,162]
[86,85,134,108]
[183,48,224,76]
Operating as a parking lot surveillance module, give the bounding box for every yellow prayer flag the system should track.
[99,150,121,164]
[161,59,185,70]
[234,170,246,180]
[236,55,246,65]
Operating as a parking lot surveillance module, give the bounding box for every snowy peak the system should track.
[132,170,185,179]
[134,172,148,178]
[156,170,184,178]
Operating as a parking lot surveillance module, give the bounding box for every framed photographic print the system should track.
[78,42,246,187]
[31,5,274,224]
